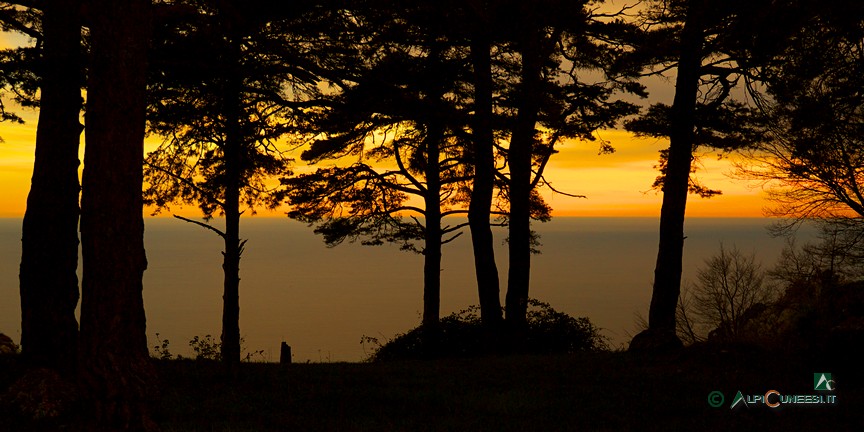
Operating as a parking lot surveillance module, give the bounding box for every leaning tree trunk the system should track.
[505,29,542,329]
[19,0,81,375]
[78,0,156,429]
[632,0,704,350]
[468,29,503,328]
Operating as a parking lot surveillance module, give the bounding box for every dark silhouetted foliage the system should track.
[144,0,342,369]
[150,333,265,363]
[279,1,479,330]
[627,0,791,349]
[365,300,608,361]
[742,2,864,225]
[765,223,864,353]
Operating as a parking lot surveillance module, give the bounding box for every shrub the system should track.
[151,334,264,362]
[365,299,608,361]
[189,334,222,361]
[152,333,174,361]
[524,300,609,353]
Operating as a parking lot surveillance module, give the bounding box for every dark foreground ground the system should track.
[156,348,863,431]
[3,346,863,431]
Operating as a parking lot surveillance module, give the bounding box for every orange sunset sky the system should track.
[0,28,771,219]
[0,119,770,218]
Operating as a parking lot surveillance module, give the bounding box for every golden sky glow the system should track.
[539,129,768,217]
[0,22,770,219]
[0,115,769,218]
[0,107,38,217]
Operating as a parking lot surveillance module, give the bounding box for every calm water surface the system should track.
[0,217,812,361]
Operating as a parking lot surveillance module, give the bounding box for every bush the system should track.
[365,300,608,361]
[150,334,265,362]
[676,244,780,345]
[757,223,864,352]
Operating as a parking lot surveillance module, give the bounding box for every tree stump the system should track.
[280,342,291,364]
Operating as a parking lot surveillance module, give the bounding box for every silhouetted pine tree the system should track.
[144,0,342,370]
[281,0,475,335]
[465,0,503,328]
[492,0,642,329]
[625,0,792,350]
[282,0,642,341]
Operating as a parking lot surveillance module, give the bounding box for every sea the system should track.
[0,217,816,362]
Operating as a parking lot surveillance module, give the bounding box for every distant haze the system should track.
[0,217,808,362]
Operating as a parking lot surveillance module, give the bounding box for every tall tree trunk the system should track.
[423,128,442,331]
[221,195,242,370]
[221,34,243,370]
[19,0,81,375]
[468,30,503,328]
[420,46,446,346]
[78,0,156,429]
[505,30,542,329]
[421,59,446,331]
[635,0,704,348]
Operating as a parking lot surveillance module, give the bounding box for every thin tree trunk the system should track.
[78,0,156,429]
[221,207,242,369]
[423,159,442,331]
[418,45,447,348]
[468,31,503,328]
[19,0,81,375]
[221,34,243,370]
[646,0,704,336]
[422,109,444,332]
[505,30,542,329]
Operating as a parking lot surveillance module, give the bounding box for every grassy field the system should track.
[2,346,862,431]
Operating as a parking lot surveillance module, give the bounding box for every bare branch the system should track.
[440,209,469,217]
[537,175,587,199]
[442,222,469,234]
[441,231,464,245]
[173,214,226,238]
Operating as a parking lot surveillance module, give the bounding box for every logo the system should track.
[730,390,748,409]
[814,373,834,391]
[715,374,839,411]
[708,391,725,408]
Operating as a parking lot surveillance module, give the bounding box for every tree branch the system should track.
[442,222,469,234]
[538,175,587,198]
[440,209,469,217]
[0,7,41,40]
[387,205,426,216]
[144,160,227,209]
[392,139,426,193]
[441,231,464,245]
[355,165,424,196]
[173,214,226,238]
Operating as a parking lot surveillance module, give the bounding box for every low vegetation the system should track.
[2,346,862,431]
[152,333,265,362]
[363,300,608,361]
[674,226,864,353]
